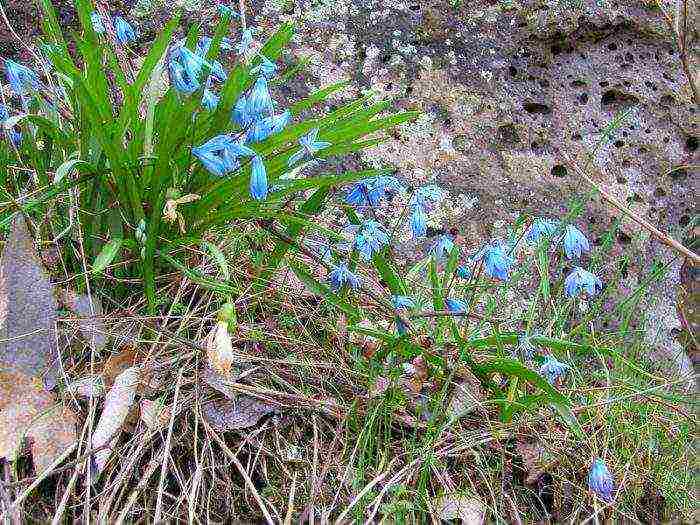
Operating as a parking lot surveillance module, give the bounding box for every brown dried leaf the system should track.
[0,215,59,388]
[60,289,107,352]
[515,440,547,485]
[139,398,171,431]
[205,321,234,377]
[0,371,77,475]
[201,395,276,431]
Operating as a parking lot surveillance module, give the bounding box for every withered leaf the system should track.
[515,440,548,485]
[202,395,276,431]
[60,289,107,352]
[0,371,77,475]
[433,494,485,524]
[0,215,60,388]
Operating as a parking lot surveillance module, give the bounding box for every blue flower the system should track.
[563,224,590,259]
[564,267,602,298]
[195,36,234,57]
[9,129,22,147]
[526,218,557,243]
[345,176,402,207]
[168,46,227,95]
[456,265,470,279]
[411,185,443,207]
[392,295,414,335]
[249,156,267,200]
[90,12,105,34]
[408,185,443,238]
[247,75,274,118]
[445,298,468,313]
[474,243,514,281]
[539,355,568,383]
[588,458,614,502]
[328,263,360,291]
[114,17,136,44]
[231,95,253,127]
[192,134,255,177]
[218,4,239,17]
[288,128,331,166]
[429,234,454,260]
[236,28,255,54]
[0,104,8,121]
[201,88,219,110]
[409,204,427,238]
[352,220,389,261]
[245,110,291,143]
[251,55,277,78]
[169,61,199,95]
[4,59,40,96]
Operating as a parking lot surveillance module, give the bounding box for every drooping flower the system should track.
[236,28,255,54]
[445,298,468,314]
[539,355,568,383]
[564,267,602,298]
[4,59,40,96]
[526,218,557,244]
[245,109,290,143]
[168,45,227,95]
[246,75,274,118]
[8,129,21,147]
[474,242,514,281]
[429,234,454,261]
[90,12,105,34]
[201,88,219,110]
[345,176,403,207]
[250,55,277,78]
[351,220,389,261]
[195,36,234,57]
[392,295,414,335]
[408,185,443,238]
[588,458,614,502]
[563,224,590,259]
[456,265,470,279]
[192,134,255,177]
[328,262,360,292]
[218,4,239,17]
[114,16,136,45]
[249,155,268,200]
[516,333,536,360]
[288,128,331,166]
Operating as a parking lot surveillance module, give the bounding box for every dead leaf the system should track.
[515,440,547,485]
[201,395,276,431]
[369,376,390,398]
[139,398,171,431]
[0,371,77,475]
[447,380,483,419]
[201,364,240,399]
[102,346,147,388]
[65,375,105,398]
[92,367,139,475]
[433,494,486,524]
[60,289,107,352]
[0,215,60,388]
[205,321,234,377]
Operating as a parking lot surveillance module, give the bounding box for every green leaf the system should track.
[53,156,89,184]
[372,253,407,296]
[92,238,123,274]
[202,241,230,280]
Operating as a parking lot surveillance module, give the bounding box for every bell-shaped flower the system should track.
[564,267,602,298]
[328,262,360,292]
[352,220,389,261]
[114,16,136,44]
[409,203,427,238]
[192,134,255,177]
[526,218,557,244]
[245,110,290,143]
[195,36,234,57]
[474,242,514,281]
[231,95,253,127]
[588,458,614,502]
[429,234,454,261]
[236,28,255,54]
[408,185,443,239]
[91,12,105,34]
[445,298,468,313]
[392,295,414,335]
[563,224,590,259]
[539,355,568,383]
[249,156,268,200]
[4,59,40,96]
[246,75,274,118]
[201,88,219,110]
[251,55,277,78]
[345,176,402,207]
[288,128,331,166]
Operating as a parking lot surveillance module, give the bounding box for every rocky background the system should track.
[1,0,697,376]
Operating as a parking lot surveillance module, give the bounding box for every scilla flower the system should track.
[409,204,427,238]
[345,176,402,207]
[247,75,274,118]
[288,128,331,166]
[445,298,468,313]
[474,242,514,281]
[192,134,255,177]
[195,36,234,57]
[236,28,255,54]
[526,218,557,243]
[90,12,105,34]
[392,295,414,335]
[588,458,614,502]
[114,17,136,44]
[245,110,290,144]
[251,55,277,78]
[563,224,590,259]
[201,88,219,110]
[4,59,40,96]
[456,265,470,279]
[328,262,360,291]
[218,4,239,17]
[539,355,568,383]
[565,267,602,298]
[429,234,454,261]
[352,220,389,261]
[408,185,443,238]
[249,156,268,200]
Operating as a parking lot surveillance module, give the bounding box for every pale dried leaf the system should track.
[206,321,234,377]
[369,376,390,398]
[92,367,139,474]
[139,398,171,431]
[0,371,77,475]
[0,215,59,388]
[202,395,276,431]
[433,494,486,524]
[201,364,239,399]
[515,440,547,485]
[61,289,107,352]
[65,375,104,398]
[447,380,483,419]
